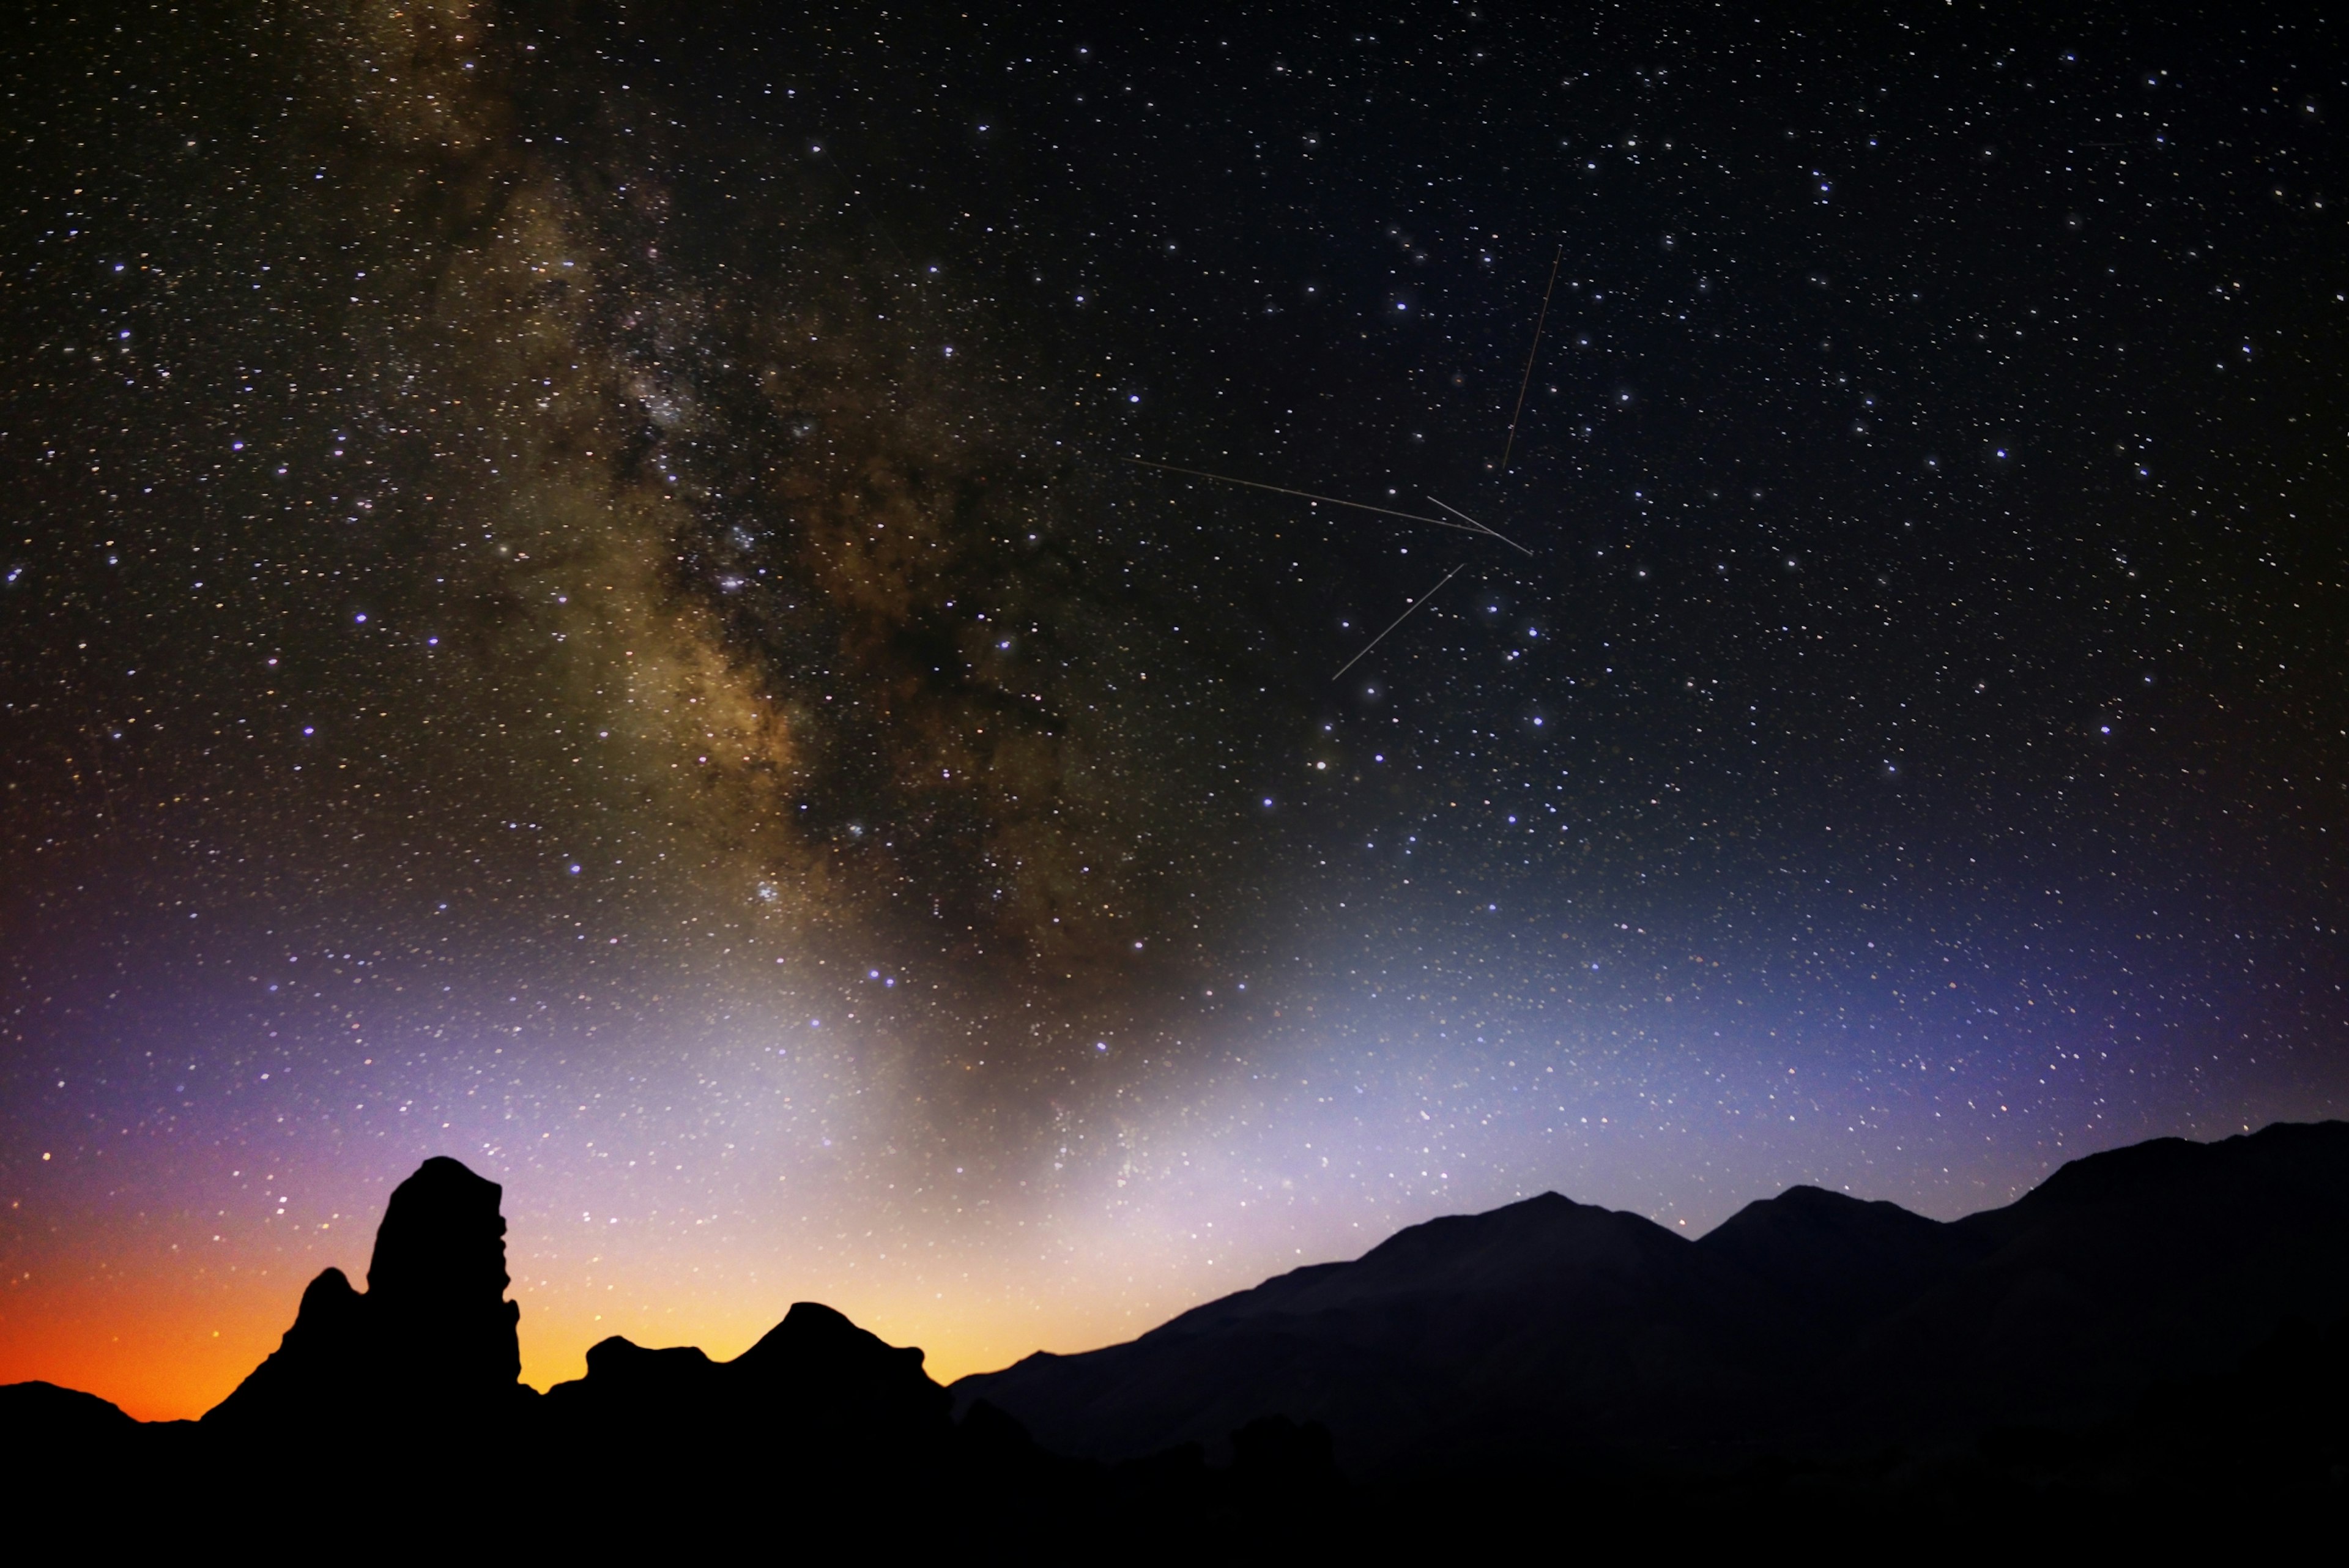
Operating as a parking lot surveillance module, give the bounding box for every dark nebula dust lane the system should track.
[2,1,2344,1415]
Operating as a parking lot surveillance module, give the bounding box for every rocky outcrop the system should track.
[541,1301,956,1484]
[202,1156,525,1435]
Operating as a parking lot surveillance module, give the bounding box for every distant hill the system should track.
[952,1121,2349,1471]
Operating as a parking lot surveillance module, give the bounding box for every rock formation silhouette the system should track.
[202,1155,526,1436]
[539,1298,959,1494]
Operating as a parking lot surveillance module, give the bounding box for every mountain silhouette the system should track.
[1697,1183,1991,1336]
[1830,1120,2349,1438]
[952,1120,2349,1473]
[946,1191,1805,1470]
[6,1123,2347,1542]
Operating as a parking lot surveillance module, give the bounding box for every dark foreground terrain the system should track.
[7,1127,2347,1552]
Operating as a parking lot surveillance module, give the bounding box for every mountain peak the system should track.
[1696,1181,1984,1331]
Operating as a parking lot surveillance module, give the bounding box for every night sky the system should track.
[5,1,2344,1419]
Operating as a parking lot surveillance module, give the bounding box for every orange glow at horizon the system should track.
[0,1260,303,1425]
[1,1227,1249,1424]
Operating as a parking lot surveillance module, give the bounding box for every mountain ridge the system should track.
[952,1120,2349,1468]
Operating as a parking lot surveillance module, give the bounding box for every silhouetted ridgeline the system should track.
[956,1120,2349,1473]
[6,1127,2347,1547]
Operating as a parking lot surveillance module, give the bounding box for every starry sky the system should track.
[4,1,2344,1420]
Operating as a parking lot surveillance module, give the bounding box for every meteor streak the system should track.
[1124,458,1483,536]
[1499,245,1564,475]
[1427,496,1534,557]
[1333,564,1466,682]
